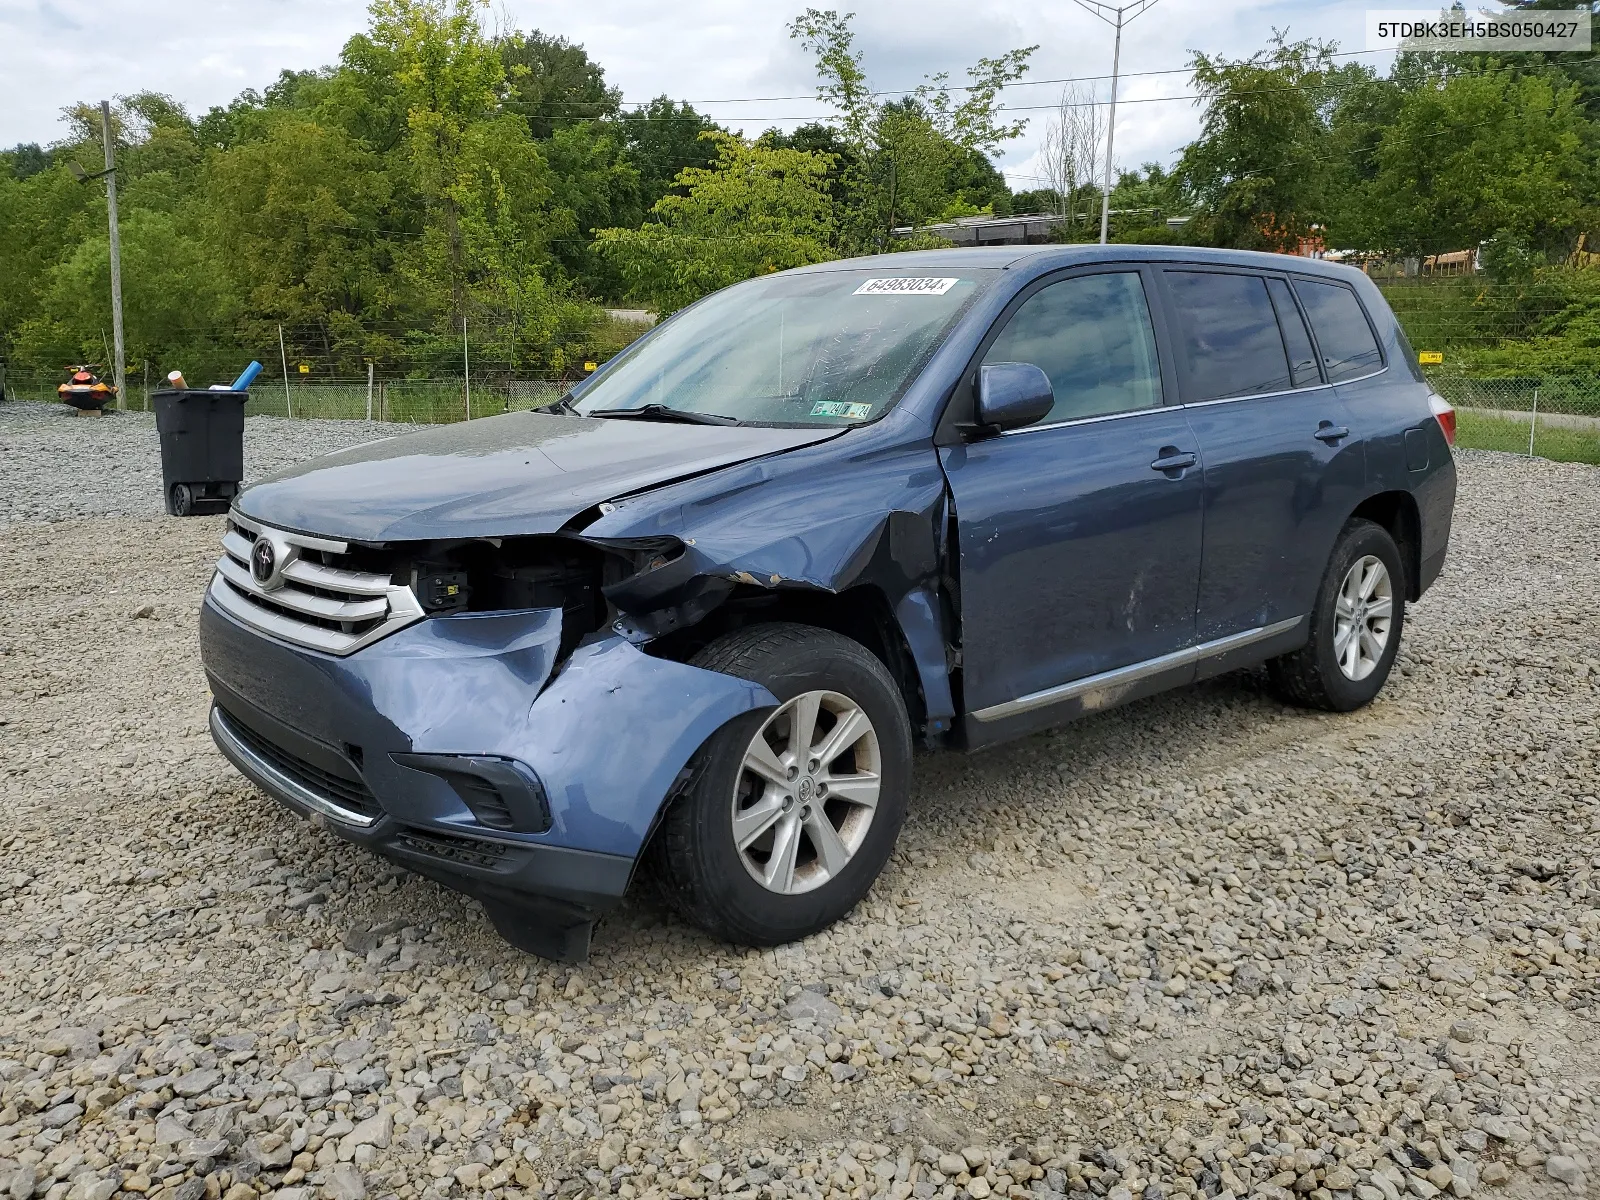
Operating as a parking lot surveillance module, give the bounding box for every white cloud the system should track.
[0,0,1389,178]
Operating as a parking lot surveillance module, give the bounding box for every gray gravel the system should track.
[1,407,1597,1200]
[0,402,407,524]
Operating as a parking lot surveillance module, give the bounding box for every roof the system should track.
[789,243,1371,283]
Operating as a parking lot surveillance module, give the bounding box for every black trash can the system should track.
[154,388,247,516]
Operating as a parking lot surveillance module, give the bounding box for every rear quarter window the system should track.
[1295,278,1384,382]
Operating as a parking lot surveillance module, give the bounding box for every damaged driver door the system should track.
[937,266,1204,745]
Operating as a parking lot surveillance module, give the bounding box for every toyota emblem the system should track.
[251,538,277,585]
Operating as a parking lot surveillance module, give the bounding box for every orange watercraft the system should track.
[58,364,117,410]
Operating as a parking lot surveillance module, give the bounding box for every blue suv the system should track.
[200,245,1457,960]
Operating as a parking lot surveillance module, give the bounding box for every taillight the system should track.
[1428,393,1456,447]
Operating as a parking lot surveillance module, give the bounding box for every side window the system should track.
[1294,278,1383,381]
[982,271,1162,423]
[1165,271,1293,401]
[1266,277,1321,387]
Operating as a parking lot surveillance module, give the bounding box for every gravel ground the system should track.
[1,401,1597,1200]
[0,402,405,524]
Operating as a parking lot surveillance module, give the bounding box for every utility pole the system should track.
[1070,0,1165,245]
[100,101,126,408]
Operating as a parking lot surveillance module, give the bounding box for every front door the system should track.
[938,267,1205,742]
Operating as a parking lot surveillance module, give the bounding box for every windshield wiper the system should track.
[589,403,740,426]
[544,393,578,414]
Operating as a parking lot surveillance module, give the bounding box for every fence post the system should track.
[366,360,374,422]
[463,317,471,421]
[278,324,293,419]
[1528,387,1539,458]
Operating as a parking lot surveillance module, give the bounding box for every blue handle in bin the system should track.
[231,361,263,391]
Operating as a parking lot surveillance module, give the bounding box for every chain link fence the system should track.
[0,368,567,423]
[5,362,1597,462]
[1424,372,1600,464]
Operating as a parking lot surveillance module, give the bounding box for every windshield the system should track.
[573,268,997,426]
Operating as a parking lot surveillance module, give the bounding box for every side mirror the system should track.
[975,362,1054,433]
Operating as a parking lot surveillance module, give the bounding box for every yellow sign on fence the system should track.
[1418,351,1443,365]
[298,363,311,374]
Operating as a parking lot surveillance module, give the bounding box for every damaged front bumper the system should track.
[199,596,777,960]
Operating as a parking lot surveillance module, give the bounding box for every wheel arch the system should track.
[647,583,932,736]
[1349,490,1423,601]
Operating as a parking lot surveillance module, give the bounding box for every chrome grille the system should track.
[210,512,424,656]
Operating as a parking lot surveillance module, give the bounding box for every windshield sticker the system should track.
[811,401,874,419]
[852,277,959,296]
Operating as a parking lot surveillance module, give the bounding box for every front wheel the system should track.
[1268,518,1406,712]
[652,623,912,947]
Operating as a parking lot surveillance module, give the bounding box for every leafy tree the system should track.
[1176,34,1339,250]
[367,0,508,323]
[759,121,858,209]
[1364,68,1594,262]
[196,71,334,149]
[541,119,642,295]
[205,116,403,366]
[14,208,235,380]
[4,144,52,180]
[0,164,98,362]
[500,31,620,139]
[594,133,834,314]
[620,97,725,210]
[1319,63,1405,248]
[787,8,1033,248]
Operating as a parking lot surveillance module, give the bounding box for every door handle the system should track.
[1314,422,1350,444]
[1150,449,1197,473]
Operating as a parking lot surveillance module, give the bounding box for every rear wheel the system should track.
[169,483,193,517]
[1268,519,1406,711]
[653,623,912,946]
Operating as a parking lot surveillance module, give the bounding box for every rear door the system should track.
[938,266,1204,738]
[1157,267,1367,650]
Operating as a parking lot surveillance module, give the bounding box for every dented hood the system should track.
[236,410,838,542]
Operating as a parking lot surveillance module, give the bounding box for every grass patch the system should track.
[243,380,564,423]
[1455,409,1600,465]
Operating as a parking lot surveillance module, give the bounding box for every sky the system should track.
[0,0,1397,189]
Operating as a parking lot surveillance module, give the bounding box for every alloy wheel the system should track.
[1333,554,1393,681]
[730,690,882,895]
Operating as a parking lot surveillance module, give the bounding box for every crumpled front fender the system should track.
[512,636,777,855]
[200,600,776,860]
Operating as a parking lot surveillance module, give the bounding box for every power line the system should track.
[525,46,1411,113]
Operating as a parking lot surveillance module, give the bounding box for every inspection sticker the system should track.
[853,277,958,296]
[811,401,874,419]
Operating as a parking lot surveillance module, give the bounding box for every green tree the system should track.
[14,208,235,380]
[500,31,620,139]
[367,0,508,323]
[205,116,403,367]
[1363,68,1595,262]
[594,133,835,314]
[787,9,1033,248]
[0,164,97,362]
[3,143,52,180]
[1176,35,1339,249]
[620,97,725,210]
[541,119,642,295]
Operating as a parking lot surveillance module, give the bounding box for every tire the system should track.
[1268,518,1406,712]
[652,622,913,947]
[170,483,193,517]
